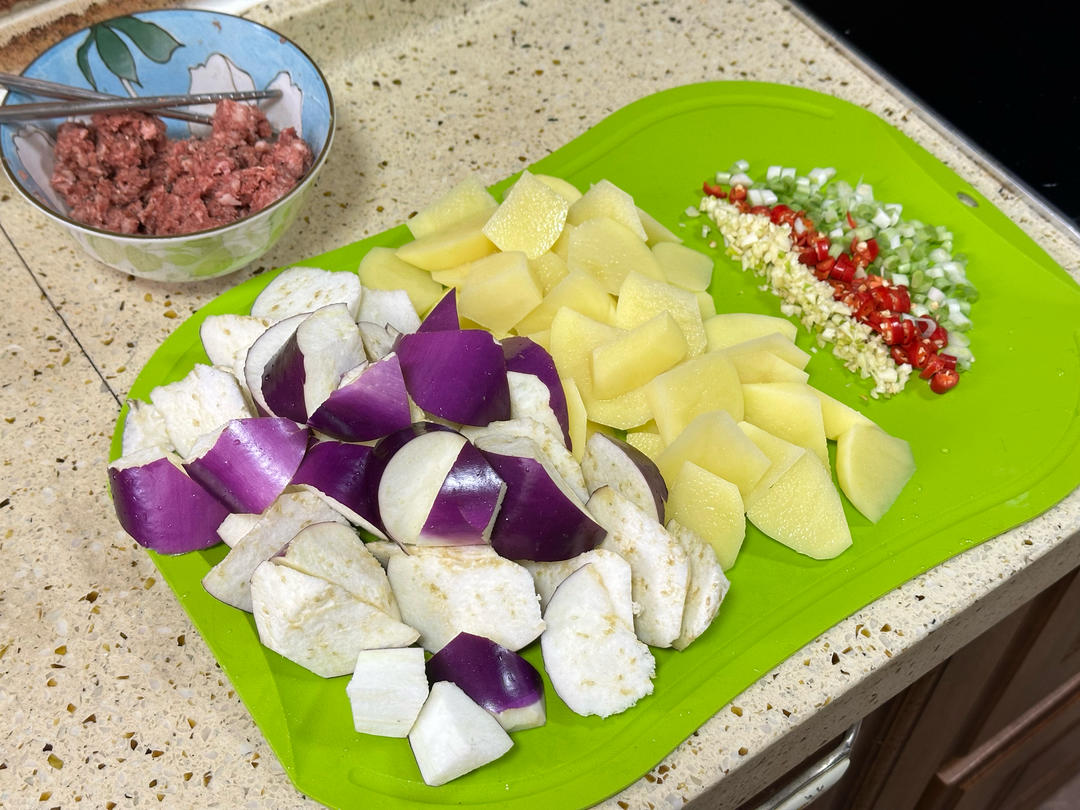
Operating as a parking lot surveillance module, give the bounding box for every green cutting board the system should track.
[112,82,1080,809]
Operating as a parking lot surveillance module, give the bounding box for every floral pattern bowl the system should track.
[0,9,334,282]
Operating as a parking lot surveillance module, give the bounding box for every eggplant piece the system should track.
[347,648,429,737]
[581,432,668,522]
[306,353,412,443]
[250,265,362,322]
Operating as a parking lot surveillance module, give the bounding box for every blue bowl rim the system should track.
[0,8,336,243]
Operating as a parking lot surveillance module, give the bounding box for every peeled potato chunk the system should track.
[654,409,770,499]
[836,422,916,522]
[567,179,648,240]
[704,312,799,350]
[591,312,688,399]
[742,382,829,466]
[482,170,570,259]
[745,452,852,560]
[652,241,714,291]
[395,209,497,271]
[566,217,665,295]
[644,351,743,443]
[666,461,745,571]
[615,272,707,357]
[407,175,497,239]
[456,251,542,336]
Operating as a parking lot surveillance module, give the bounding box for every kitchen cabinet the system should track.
[809,565,1080,810]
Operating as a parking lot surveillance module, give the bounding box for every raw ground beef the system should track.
[50,99,314,236]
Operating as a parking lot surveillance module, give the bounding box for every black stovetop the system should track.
[794,1,1079,230]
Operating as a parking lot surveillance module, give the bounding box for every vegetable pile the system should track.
[695,161,977,396]
[110,170,918,786]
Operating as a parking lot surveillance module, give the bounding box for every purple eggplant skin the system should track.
[184,418,309,514]
[261,330,308,422]
[291,440,380,530]
[307,354,412,442]
[426,632,545,720]
[419,442,505,544]
[396,330,511,427]
[416,288,460,333]
[501,336,572,448]
[109,457,229,554]
[481,450,606,562]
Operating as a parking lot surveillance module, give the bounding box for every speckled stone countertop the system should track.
[1,1,1078,808]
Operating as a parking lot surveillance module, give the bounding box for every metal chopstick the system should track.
[0,71,214,125]
[0,87,282,123]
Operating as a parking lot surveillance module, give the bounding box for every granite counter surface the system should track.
[1,1,1078,808]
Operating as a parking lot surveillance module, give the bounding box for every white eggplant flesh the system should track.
[520,548,636,628]
[386,545,544,653]
[408,681,513,786]
[505,371,569,452]
[274,521,401,620]
[500,336,572,449]
[364,540,406,570]
[250,560,418,678]
[588,486,690,648]
[357,321,402,362]
[581,432,668,522]
[202,490,346,612]
[149,364,253,458]
[540,564,655,718]
[200,313,270,370]
[121,399,172,456]
[216,511,260,547]
[667,520,729,651]
[347,647,430,737]
[250,265,363,322]
[357,287,421,335]
[108,448,228,554]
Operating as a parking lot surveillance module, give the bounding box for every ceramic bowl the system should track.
[0,9,334,282]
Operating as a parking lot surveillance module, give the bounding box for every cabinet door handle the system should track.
[753,721,861,810]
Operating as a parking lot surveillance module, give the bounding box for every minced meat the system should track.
[50,99,314,236]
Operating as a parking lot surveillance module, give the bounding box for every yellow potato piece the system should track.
[696,291,717,320]
[725,349,810,384]
[515,271,615,335]
[654,410,770,499]
[395,209,497,271]
[548,308,652,430]
[406,175,497,239]
[836,423,915,522]
[615,272,707,357]
[356,246,445,316]
[745,452,852,560]
[482,171,570,259]
[652,242,714,292]
[533,174,583,204]
[666,461,745,571]
[528,251,570,295]
[566,218,666,295]
[737,421,808,510]
[637,207,682,246]
[644,351,743,443]
[456,251,542,337]
[718,332,810,369]
[561,377,588,461]
[704,312,799,351]
[809,388,874,440]
[567,179,648,240]
[591,312,688,399]
[742,382,829,466]
[624,429,665,461]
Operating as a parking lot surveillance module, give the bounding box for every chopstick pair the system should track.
[0,72,281,124]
